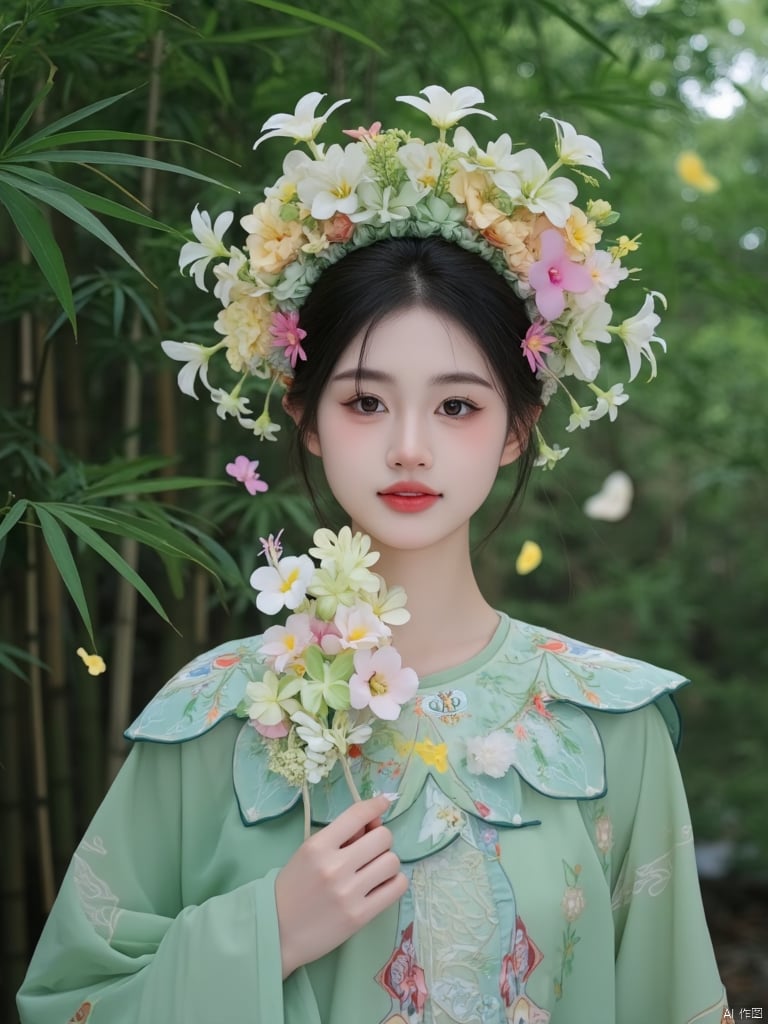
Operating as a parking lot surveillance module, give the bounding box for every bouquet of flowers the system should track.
[238,526,418,829]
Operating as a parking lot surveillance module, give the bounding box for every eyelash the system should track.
[345,395,479,417]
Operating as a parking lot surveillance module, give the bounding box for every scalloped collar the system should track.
[126,614,686,835]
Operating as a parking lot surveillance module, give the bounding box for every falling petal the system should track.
[675,152,720,193]
[583,471,634,521]
[516,540,543,575]
[76,647,107,676]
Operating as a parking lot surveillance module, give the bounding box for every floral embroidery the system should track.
[554,861,585,1000]
[66,1003,92,1023]
[376,922,429,1020]
[500,916,551,1022]
[413,738,449,772]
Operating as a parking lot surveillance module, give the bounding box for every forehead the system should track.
[334,306,491,378]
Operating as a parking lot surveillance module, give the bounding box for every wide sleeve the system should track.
[16,723,321,1024]
[585,703,727,1023]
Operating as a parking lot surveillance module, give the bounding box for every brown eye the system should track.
[441,398,475,417]
[352,395,383,413]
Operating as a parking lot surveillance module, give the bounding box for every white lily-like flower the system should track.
[541,114,610,178]
[534,440,570,470]
[296,143,369,220]
[250,553,315,616]
[210,387,252,422]
[572,249,628,309]
[240,409,282,442]
[566,403,595,432]
[397,141,444,195]
[363,576,411,626]
[496,149,577,227]
[590,383,629,423]
[179,206,233,291]
[264,149,315,199]
[553,301,613,382]
[212,248,249,307]
[617,292,667,381]
[396,85,496,130]
[253,91,351,151]
[453,127,517,176]
[160,340,218,398]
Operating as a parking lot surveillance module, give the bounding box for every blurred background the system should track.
[1,0,766,1015]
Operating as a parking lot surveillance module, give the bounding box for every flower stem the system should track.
[341,755,362,802]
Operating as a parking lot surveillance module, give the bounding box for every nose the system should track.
[386,411,433,471]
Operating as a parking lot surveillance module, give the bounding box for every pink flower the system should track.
[269,309,307,368]
[225,455,268,495]
[342,121,382,141]
[349,646,418,720]
[521,320,557,372]
[323,213,356,243]
[251,719,290,739]
[528,229,592,321]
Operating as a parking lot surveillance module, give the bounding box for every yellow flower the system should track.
[76,647,106,676]
[609,234,641,259]
[215,296,272,373]
[413,738,448,772]
[565,207,601,256]
[241,197,305,275]
[675,151,720,193]
[516,540,542,575]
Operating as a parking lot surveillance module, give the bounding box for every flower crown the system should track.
[164,85,666,466]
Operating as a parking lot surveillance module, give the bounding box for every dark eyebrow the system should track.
[330,368,494,389]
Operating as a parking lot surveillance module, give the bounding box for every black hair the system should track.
[287,235,543,520]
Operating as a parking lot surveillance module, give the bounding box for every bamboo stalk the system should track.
[106,30,165,784]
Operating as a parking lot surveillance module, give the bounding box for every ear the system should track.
[499,407,541,467]
[281,393,322,457]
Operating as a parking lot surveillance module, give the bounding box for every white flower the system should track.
[572,249,628,309]
[465,729,517,778]
[240,409,282,442]
[452,127,517,177]
[396,85,496,130]
[557,301,613,382]
[296,143,369,220]
[260,613,314,672]
[212,248,249,307]
[397,141,443,195]
[561,885,586,922]
[250,554,315,615]
[495,149,577,227]
[160,340,217,398]
[179,205,233,291]
[253,91,351,150]
[535,441,570,470]
[590,383,629,423]
[541,113,610,178]
[617,292,667,381]
[323,602,391,653]
[210,387,252,422]
[566,404,595,432]
[291,710,338,783]
[583,470,634,522]
[309,527,380,583]
[265,149,315,198]
[363,576,411,626]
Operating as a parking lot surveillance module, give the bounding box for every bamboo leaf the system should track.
[83,477,220,499]
[527,0,619,60]
[2,78,55,153]
[241,0,385,53]
[11,128,181,157]
[8,150,236,187]
[15,90,136,149]
[0,499,28,545]
[34,506,95,645]
[1,172,145,277]
[0,181,76,332]
[0,642,48,681]
[50,508,171,623]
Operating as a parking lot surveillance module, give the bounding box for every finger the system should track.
[342,825,395,871]
[358,869,410,917]
[322,796,391,848]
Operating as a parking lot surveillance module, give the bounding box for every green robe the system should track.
[18,614,727,1023]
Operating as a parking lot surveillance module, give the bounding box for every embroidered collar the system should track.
[126,614,685,845]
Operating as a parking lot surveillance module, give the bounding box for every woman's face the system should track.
[306,306,521,554]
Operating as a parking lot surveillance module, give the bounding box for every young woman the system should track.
[18,87,726,1023]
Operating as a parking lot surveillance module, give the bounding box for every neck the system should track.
[358,523,499,678]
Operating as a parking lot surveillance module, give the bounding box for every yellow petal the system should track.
[76,647,107,676]
[675,151,720,193]
[516,540,542,575]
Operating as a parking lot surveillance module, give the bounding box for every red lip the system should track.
[378,482,440,496]
[378,483,441,513]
